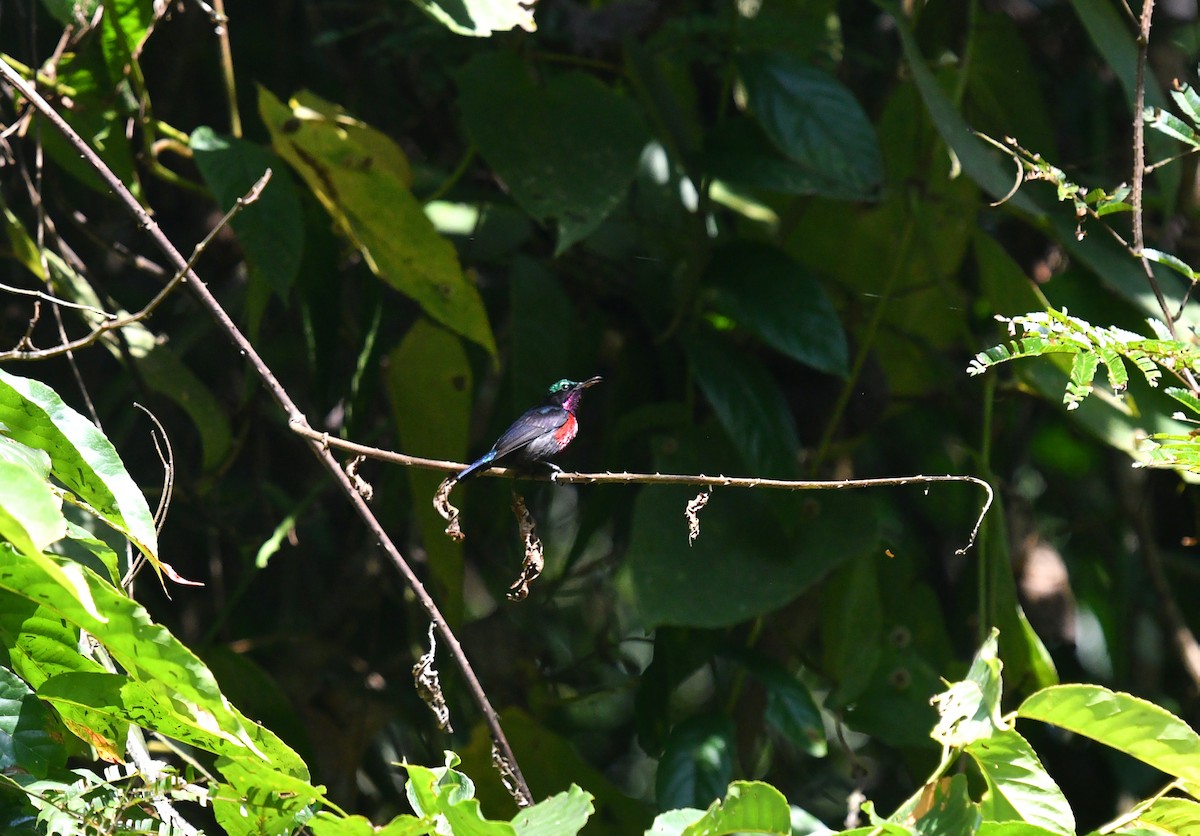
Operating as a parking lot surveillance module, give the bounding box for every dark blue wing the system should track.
[489,405,569,461]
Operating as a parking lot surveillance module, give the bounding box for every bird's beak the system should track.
[580,376,603,388]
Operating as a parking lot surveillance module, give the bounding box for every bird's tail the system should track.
[454,451,495,482]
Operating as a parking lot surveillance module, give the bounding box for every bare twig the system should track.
[0,57,533,805]
[1,170,271,362]
[1131,0,1179,339]
[296,424,993,555]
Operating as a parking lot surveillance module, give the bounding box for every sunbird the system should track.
[454,377,602,482]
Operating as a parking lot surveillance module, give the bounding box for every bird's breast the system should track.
[553,413,578,445]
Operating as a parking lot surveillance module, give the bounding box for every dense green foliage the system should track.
[5,0,1200,833]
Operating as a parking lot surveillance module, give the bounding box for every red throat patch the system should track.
[554,413,579,444]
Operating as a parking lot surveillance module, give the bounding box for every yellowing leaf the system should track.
[259,88,496,357]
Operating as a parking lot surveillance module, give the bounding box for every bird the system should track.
[454,376,602,482]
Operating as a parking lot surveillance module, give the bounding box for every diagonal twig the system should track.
[0,170,272,362]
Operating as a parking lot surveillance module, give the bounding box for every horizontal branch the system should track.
[289,423,994,555]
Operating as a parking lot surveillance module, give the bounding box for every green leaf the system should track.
[308,811,431,835]
[190,127,304,297]
[931,629,1006,748]
[0,369,158,567]
[670,781,791,836]
[404,753,516,835]
[259,87,496,356]
[1167,387,1200,417]
[1018,684,1200,783]
[656,716,735,812]
[705,117,867,198]
[511,785,594,836]
[457,52,651,254]
[626,476,880,628]
[212,756,322,836]
[893,774,981,835]
[407,0,536,36]
[0,546,307,778]
[1132,796,1200,835]
[1142,248,1199,281]
[0,461,66,559]
[682,335,800,480]
[975,825,1063,836]
[100,0,155,75]
[737,52,882,200]
[509,259,575,410]
[0,666,66,779]
[1144,108,1200,149]
[966,730,1073,835]
[39,0,101,26]
[385,319,471,624]
[704,242,848,377]
[38,671,278,764]
[742,659,827,757]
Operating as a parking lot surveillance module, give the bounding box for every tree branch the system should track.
[0,57,533,806]
[287,423,994,556]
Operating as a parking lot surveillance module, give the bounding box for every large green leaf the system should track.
[1018,684,1200,783]
[408,0,536,37]
[190,127,304,298]
[656,716,735,812]
[966,730,1073,835]
[737,52,883,200]
[38,671,279,764]
[457,52,651,254]
[385,319,471,625]
[1131,797,1200,835]
[627,480,879,628]
[0,666,65,780]
[682,335,800,481]
[0,461,66,559]
[704,242,848,377]
[0,545,306,779]
[0,369,159,569]
[259,87,496,356]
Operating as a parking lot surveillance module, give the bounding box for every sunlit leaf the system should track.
[966,730,1074,835]
[0,369,159,570]
[1019,684,1200,784]
[410,0,536,36]
[259,87,496,356]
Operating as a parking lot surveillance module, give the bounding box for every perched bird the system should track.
[454,377,602,482]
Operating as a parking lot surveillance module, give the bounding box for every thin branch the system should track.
[287,423,994,556]
[1131,0,1178,338]
[0,169,271,362]
[0,57,533,806]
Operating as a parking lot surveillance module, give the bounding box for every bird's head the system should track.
[546,376,602,410]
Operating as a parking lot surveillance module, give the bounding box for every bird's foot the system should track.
[547,463,564,482]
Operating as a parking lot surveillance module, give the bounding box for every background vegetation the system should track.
[5,0,1200,833]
